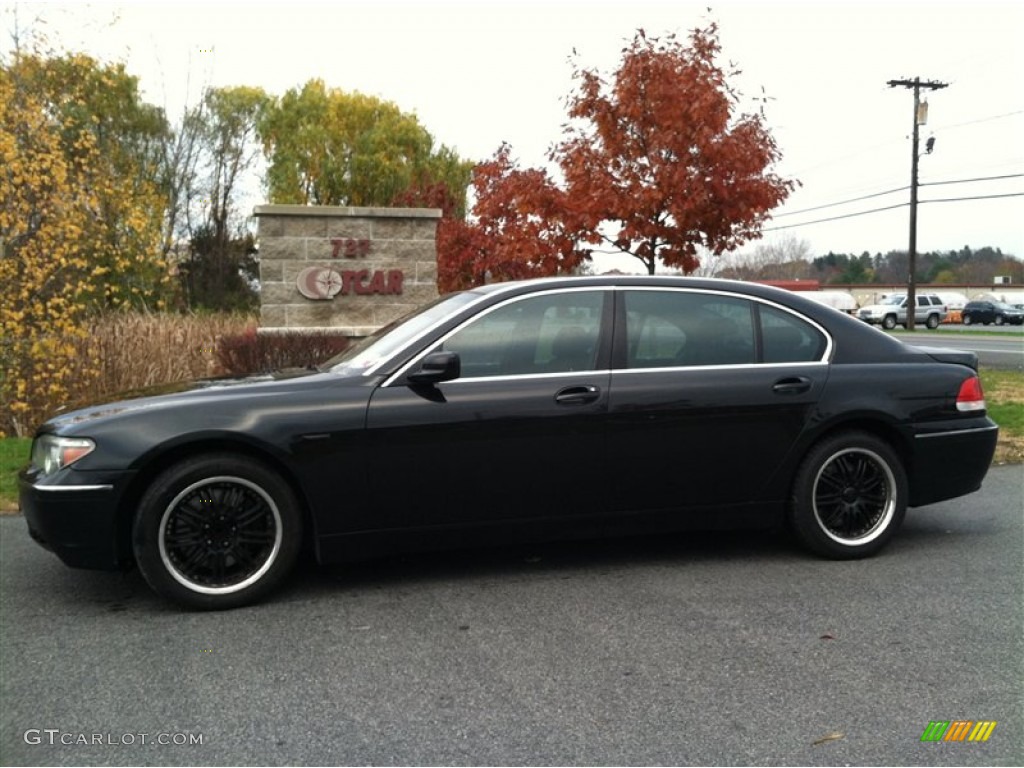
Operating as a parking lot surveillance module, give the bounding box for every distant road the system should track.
[894,328,1024,370]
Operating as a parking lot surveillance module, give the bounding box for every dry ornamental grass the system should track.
[73,312,256,403]
[1,312,352,437]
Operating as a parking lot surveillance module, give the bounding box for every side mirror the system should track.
[406,351,461,385]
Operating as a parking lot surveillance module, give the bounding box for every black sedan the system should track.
[19,277,999,609]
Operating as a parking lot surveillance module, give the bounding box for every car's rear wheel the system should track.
[882,315,897,330]
[995,315,1004,326]
[926,314,940,329]
[962,314,973,325]
[789,431,907,559]
[133,454,302,609]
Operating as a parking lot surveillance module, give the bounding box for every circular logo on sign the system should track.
[296,267,343,300]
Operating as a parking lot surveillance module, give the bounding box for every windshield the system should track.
[322,291,482,375]
[880,295,905,306]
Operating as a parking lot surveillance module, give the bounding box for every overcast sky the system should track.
[9,0,1024,272]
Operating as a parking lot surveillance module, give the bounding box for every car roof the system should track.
[468,274,806,299]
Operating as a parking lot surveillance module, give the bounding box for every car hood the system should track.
[45,368,330,429]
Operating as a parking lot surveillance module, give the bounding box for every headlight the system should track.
[31,435,96,476]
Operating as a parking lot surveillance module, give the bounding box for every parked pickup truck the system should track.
[858,294,948,329]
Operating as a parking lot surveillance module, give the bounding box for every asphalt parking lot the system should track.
[1,466,1021,767]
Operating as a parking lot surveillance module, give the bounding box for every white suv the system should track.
[858,294,948,329]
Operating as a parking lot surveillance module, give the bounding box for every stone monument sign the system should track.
[254,204,441,337]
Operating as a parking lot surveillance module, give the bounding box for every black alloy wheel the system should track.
[160,477,279,589]
[789,431,907,559]
[134,454,302,609]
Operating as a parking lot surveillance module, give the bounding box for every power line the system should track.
[783,110,1023,178]
[763,191,1023,233]
[920,192,1024,204]
[774,173,1022,219]
[934,110,1024,132]
[773,186,909,218]
[764,203,908,232]
[920,173,1024,187]
[785,139,904,177]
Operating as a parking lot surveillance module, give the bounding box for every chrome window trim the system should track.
[915,425,999,440]
[611,361,830,376]
[381,283,835,387]
[444,370,614,386]
[33,484,114,493]
[382,285,609,387]
[393,360,829,387]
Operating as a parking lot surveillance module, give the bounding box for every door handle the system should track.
[555,385,600,405]
[772,377,812,395]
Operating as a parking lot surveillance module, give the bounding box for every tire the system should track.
[882,315,897,330]
[788,431,907,559]
[133,454,302,609]
[995,315,1004,326]
[926,314,940,329]
[962,314,973,326]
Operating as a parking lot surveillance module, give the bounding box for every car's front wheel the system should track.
[995,315,1004,326]
[133,454,302,609]
[962,314,973,325]
[789,432,907,559]
[882,315,898,330]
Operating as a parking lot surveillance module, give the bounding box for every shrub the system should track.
[216,328,350,376]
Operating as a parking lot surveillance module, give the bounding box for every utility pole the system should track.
[887,77,948,331]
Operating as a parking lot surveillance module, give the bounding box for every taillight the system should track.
[956,376,986,412]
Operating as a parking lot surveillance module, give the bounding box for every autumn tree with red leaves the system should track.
[454,23,795,284]
[391,180,484,293]
[558,24,795,274]
[427,145,590,292]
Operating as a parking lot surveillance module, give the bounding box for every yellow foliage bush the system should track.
[1,312,255,437]
[2,54,173,437]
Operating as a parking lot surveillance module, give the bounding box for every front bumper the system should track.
[857,314,894,325]
[19,466,136,570]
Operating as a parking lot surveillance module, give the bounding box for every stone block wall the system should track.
[254,204,441,336]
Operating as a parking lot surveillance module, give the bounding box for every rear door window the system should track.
[624,291,755,368]
[622,290,827,367]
